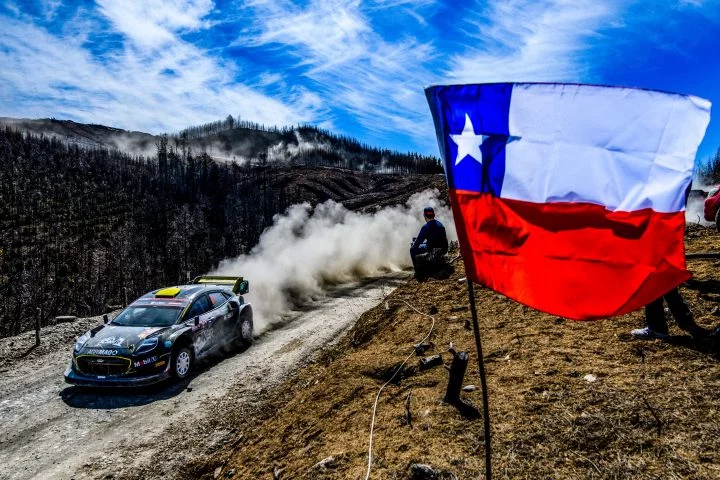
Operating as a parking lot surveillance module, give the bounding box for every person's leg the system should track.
[665,288,709,338]
[644,297,669,334]
[410,245,426,267]
[664,288,693,329]
[632,296,669,339]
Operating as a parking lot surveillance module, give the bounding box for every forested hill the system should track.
[0,116,441,174]
[0,117,157,155]
[0,128,444,337]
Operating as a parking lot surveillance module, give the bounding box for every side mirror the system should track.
[229,302,239,311]
[103,314,109,324]
[237,280,249,295]
[193,316,199,326]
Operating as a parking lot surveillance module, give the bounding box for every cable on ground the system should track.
[364,299,435,480]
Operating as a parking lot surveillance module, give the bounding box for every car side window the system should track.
[186,295,211,320]
[208,292,227,308]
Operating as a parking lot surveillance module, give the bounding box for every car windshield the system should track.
[111,306,182,327]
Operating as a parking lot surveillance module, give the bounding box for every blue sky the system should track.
[1,0,720,161]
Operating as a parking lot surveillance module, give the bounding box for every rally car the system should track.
[64,276,253,387]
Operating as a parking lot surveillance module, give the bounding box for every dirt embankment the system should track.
[184,227,720,480]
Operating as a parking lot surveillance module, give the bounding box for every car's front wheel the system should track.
[171,345,194,380]
[715,207,720,232]
[236,308,253,347]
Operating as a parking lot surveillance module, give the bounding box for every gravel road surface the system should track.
[0,275,405,480]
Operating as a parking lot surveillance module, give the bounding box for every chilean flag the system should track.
[425,83,711,320]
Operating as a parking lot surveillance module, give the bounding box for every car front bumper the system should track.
[64,363,171,387]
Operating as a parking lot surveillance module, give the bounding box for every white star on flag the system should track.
[450,114,486,166]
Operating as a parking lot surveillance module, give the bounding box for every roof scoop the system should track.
[155,287,181,298]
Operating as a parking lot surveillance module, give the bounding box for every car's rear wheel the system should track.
[715,208,720,232]
[171,346,193,380]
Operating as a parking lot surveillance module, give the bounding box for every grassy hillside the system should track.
[181,228,720,480]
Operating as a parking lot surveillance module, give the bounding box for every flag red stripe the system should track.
[450,190,689,320]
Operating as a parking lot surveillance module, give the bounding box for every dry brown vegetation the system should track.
[184,227,720,480]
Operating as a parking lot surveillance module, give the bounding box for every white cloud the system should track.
[368,0,436,8]
[241,0,441,150]
[447,0,617,83]
[40,0,63,21]
[3,1,22,18]
[240,0,623,152]
[96,0,214,48]
[0,2,321,134]
[245,0,371,71]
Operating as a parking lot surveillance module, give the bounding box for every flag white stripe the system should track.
[502,83,711,213]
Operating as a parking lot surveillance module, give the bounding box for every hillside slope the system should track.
[181,228,720,480]
[0,128,444,337]
[0,117,157,153]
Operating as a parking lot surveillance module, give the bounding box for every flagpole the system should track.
[466,278,491,480]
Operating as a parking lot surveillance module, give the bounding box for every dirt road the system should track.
[0,275,405,480]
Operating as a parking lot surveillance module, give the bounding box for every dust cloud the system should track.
[687,181,718,226]
[687,194,711,226]
[266,130,333,164]
[212,189,456,332]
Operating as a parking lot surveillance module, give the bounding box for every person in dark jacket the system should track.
[410,207,448,266]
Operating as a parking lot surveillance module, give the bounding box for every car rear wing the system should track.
[191,276,249,295]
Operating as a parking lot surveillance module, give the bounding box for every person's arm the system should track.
[412,224,428,250]
[438,223,448,250]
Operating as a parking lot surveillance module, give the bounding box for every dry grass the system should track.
[186,228,720,480]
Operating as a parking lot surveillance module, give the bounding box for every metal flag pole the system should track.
[466,277,492,480]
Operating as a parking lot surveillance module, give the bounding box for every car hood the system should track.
[81,325,171,350]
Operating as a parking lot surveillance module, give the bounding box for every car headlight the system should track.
[134,337,159,355]
[74,333,90,352]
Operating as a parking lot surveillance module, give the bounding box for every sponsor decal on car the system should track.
[133,298,188,307]
[133,356,159,368]
[137,327,162,339]
[87,349,118,356]
[97,336,126,347]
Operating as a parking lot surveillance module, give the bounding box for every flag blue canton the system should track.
[426,83,513,195]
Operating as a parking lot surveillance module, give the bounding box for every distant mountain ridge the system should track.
[0,117,441,174]
[0,117,157,154]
